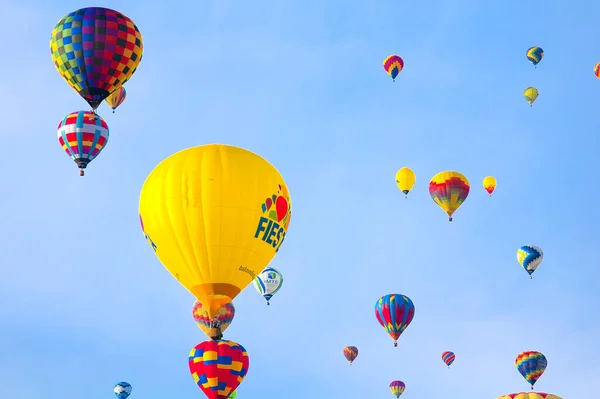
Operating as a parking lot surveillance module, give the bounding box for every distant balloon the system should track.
[395,167,416,198]
[253,267,283,305]
[57,111,109,176]
[343,346,359,365]
[105,87,127,113]
[526,46,544,67]
[517,245,543,279]
[429,171,470,222]
[482,176,497,196]
[389,381,405,398]
[497,394,562,399]
[192,299,235,340]
[375,294,415,347]
[516,351,547,389]
[594,62,600,79]
[189,340,249,399]
[524,87,539,106]
[442,351,455,367]
[114,382,132,399]
[383,55,404,81]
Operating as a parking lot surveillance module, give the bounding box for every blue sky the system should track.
[0,0,598,397]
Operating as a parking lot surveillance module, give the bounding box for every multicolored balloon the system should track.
[383,55,404,82]
[57,111,109,176]
[114,382,132,399]
[50,7,143,110]
[515,351,547,389]
[483,176,497,196]
[389,380,405,398]
[138,145,292,319]
[193,299,235,340]
[395,167,416,198]
[517,245,543,279]
[375,294,415,347]
[343,346,358,365]
[442,351,455,367]
[105,87,127,113]
[497,394,562,399]
[189,340,249,399]
[253,267,283,305]
[524,87,539,106]
[594,62,600,79]
[429,171,470,221]
[526,46,544,67]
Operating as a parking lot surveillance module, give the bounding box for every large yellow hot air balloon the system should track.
[429,171,470,221]
[138,144,292,317]
[395,167,416,198]
[524,87,539,106]
[496,393,563,399]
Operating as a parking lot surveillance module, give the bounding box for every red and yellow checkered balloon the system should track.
[189,339,249,399]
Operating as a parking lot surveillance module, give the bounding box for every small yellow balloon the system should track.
[524,87,538,106]
[138,144,292,317]
[395,167,416,198]
[482,176,497,196]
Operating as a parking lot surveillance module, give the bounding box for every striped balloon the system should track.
[526,46,544,67]
[375,294,415,347]
[389,380,405,398]
[105,87,127,113]
[57,111,109,176]
[441,351,455,367]
[383,55,404,81]
[343,346,358,365]
[516,245,543,279]
[515,351,547,389]
[497,393,562,399]
[429,171,470,221]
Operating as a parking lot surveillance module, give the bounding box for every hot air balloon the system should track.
[429,171,470,221]
[442,351,455,367]
[389,381,405,398]
[114,382,132,399]
[526,46,544,67]
[594,62,600,79]
[343,346,358,365]
[497,393,562,399]
[139,144,292,318]
[189,340,249,399]
[517,245,543,279]
[57,111,109,176]
[383,55,404,82]
[105,87,127,113]
[395,167,416,198]
[50,7,143,111]
[483,176,497,196]
[375,294,415,347]
[193,299,235,340]
[516,351,547,390]
[253,267,283,305]
[524,87,539,106]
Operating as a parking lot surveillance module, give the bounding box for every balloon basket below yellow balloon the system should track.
[209,327,223,341]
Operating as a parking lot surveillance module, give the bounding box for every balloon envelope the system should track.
[497,393,562,399]
[429,171,470,221]
[114,382,132,399]
[395,167,416,197]
[50,7,143,109]
[515,351,547,389]
[189,340,249,399]
[105,87,127,112]
[139,144,292,317]
[524,87,539,105]
[383,55,404,81]
[517,245,543,277]
[253,266,283,304]
[526,46,544,66]
[375,294,415,346]
[389,380,405,397]
[442,351,455,367]
[343,346,358,365]
[192,299,235,339]
[482,176,497,195]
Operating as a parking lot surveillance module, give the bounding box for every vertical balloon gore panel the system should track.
[139,144,292,318]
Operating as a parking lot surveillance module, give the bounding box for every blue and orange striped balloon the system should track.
[383,55,404,81]
[57,111,109,176]
[526,46,544,67]
[389,380,405,398]
[442,351,455,367]
[515,351,547,389]
[375,294,415,347]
